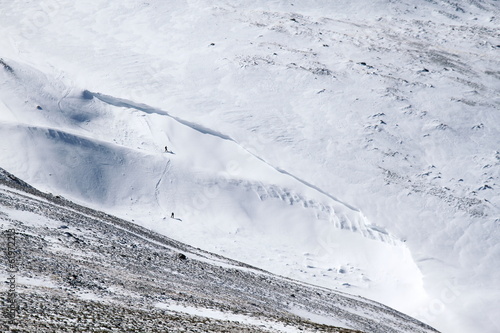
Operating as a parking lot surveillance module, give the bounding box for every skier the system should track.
[171,212,175,219]
[164,146,168,152]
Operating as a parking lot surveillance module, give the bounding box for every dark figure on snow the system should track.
[165,146,168,152]
[171,212,175,219]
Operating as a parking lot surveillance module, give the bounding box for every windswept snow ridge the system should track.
[89,91,234,141]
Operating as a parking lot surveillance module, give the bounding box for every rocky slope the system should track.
[0,168,438,332]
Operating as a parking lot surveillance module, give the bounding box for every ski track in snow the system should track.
[154,160,171,210]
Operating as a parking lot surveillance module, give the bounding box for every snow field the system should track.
[1,1,499,332]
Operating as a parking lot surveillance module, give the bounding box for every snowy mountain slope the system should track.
[0,168,439,333]
[0,58,426,319]
[0,1,499,332]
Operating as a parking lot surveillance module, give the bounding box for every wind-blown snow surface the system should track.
[0,1,499,332]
